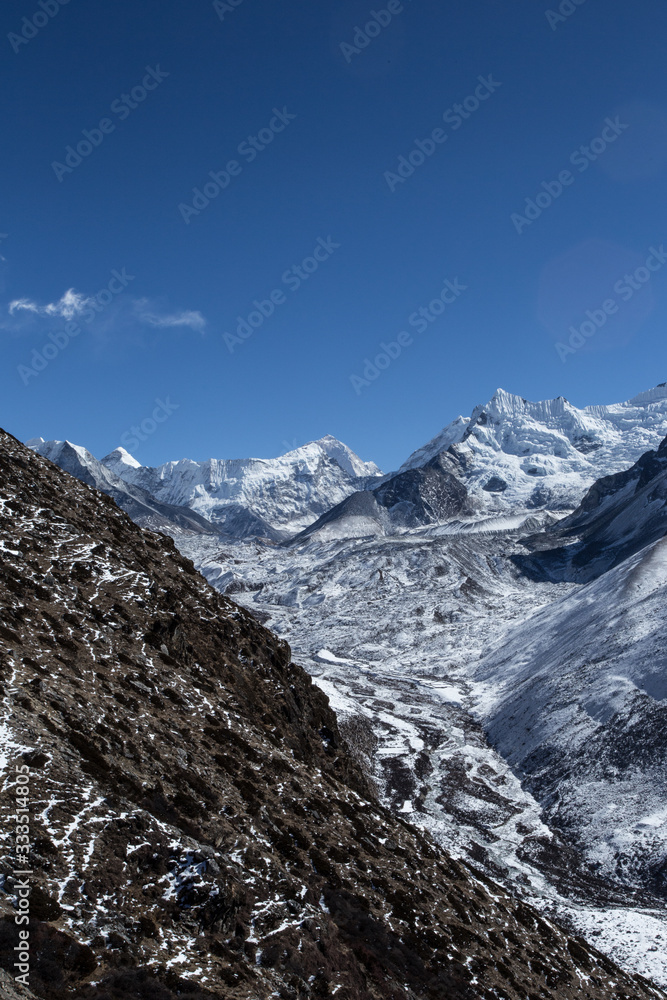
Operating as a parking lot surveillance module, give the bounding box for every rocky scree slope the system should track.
[182,486,667,983]
[0,430,663,1000]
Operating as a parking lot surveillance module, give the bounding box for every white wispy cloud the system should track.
[134,299,207,332]
[9,288,92,320]
[6,289,208,343]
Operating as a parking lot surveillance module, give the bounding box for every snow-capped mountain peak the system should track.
[401,385,667,514]
[626,382,667,406]
[26,437,106,476]
[287,434,381,479]
[96,435,382,534]
[104,445,142,472]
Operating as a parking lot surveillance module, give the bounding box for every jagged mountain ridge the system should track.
[295,452,472,541]
[401,385,667,515]
[30,386,667,543]
[100,436,382,535]
[1,428,658,1000]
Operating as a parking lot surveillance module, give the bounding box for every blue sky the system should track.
[1,0,666,472]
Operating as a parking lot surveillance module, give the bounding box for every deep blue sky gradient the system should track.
[1,0,666,471]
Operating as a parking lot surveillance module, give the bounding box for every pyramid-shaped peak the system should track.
[103,446,142,469]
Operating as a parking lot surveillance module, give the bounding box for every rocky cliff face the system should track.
[295,453,471,541]
[0,427,663,1000]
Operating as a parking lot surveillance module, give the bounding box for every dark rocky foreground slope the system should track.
[0,429,663,1000]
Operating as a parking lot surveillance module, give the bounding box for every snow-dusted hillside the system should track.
[402,385,667,515]
[101,435,382,534]
[178,513,667,987]
[474,533,667,902]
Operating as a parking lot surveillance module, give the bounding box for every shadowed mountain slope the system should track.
[517,435,667,582]
[295,453,471,541]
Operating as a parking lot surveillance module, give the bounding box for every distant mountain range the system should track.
[28,383,667,543]
[28,434,382,541]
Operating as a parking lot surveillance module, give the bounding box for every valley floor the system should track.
[179,522,667,987]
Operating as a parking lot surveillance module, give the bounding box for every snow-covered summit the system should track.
[26,437,218,537]
[27,437,113,482]
[100,436,382,533]
[103,446,142,473]
[289,434,381,479]
[401,385,667,514]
